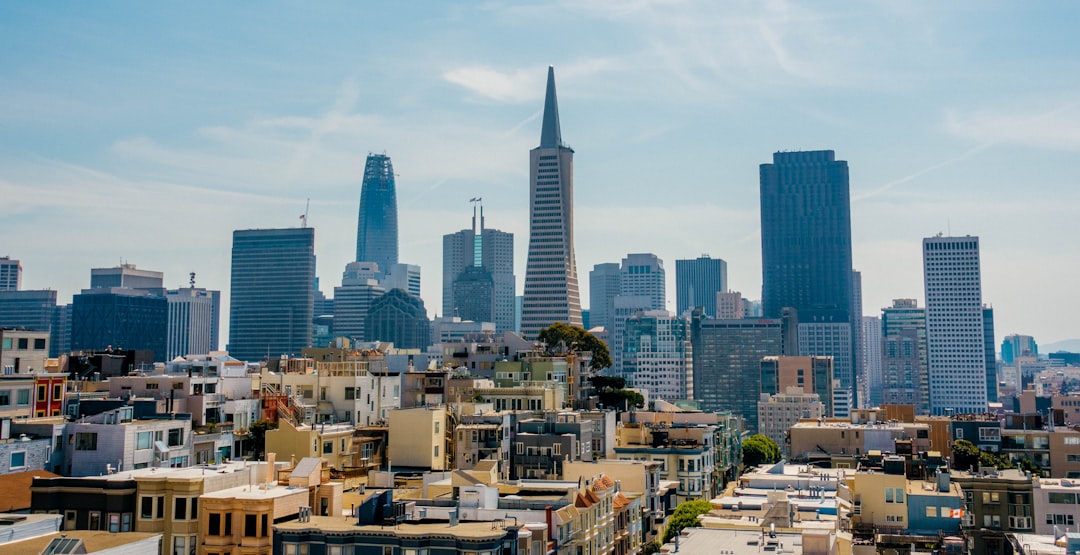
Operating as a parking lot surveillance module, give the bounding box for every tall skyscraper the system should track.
[675,255,727,317]
[691,316,784,433]
[923,235,987,414]
[851,270,865,407]
[881,299,927,412]
[0,257,21,291]
[355,153,399,271]
[165,287,220,359]
[760,150,855,402]
[622,310,693,401]
[228,228,315,361]
[520,66,582,339]
[588,263,620,332]
[442,204,515,332]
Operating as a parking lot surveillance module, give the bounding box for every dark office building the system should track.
[984,306,997,403]
[366,289,430,350]
[691,315,783,432]
[70,289,168,360]
[355,153,399,271]
[760,150,854,323]
[451,266,495,324]
[675,255,727,317]
[228,228,315,361]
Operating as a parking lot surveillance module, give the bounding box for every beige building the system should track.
[198,457,342,555]
[788,418,931,462]
[133,461,282,555]
[264,419,359,471]
[387,405,451,470]
[257,357,400,427]
[0,329,49,375]
[758,387,825,457]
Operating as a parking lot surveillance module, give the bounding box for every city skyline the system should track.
[3,2,1080,345]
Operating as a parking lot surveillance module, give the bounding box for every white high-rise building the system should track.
[166,287,220,360]
[619,253,665,311]
[622,310,693,401]
[923,235,987,414]
[520,66,582,338]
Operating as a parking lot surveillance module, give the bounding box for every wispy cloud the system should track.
[945,101,1080,152]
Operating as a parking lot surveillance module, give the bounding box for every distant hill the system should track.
[1041,339,1080,354]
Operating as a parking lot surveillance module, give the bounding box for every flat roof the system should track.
[201,483,310,500]
[275,516,512,539]
[661,526,826,554]
[0,529,160,554]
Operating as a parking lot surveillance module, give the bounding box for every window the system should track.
[245,514,257,537]
[209,513,221,535]
[344,387,355,400]
[262,514,268,537]
[983,492,1001,504]
[926,506,937,518]
[109,513,120,533]
[434,445,439,458]
[1047,514,1076,526]
[89,511,101,530]
[174,497,187,520]
[137,432,152,450]
[38,385,46,401]
[17,389,30,405]
[173,536,186,555]
[955,428,963,439]
[168,428,184,447]
[323,441,333,454]
[146,383,159,390]
[1048,492,1077,505]
[53,384,62,400]
[10,451,26,468]
[434,421,440,434]
[886,514,903,523]
[18,338,28,349]
[156,496,164,518]
[0,390,9,406]
[224,513,232,535]
[1064,437,1080,445]
[141,497,154,519]
[75,432,98,450]
[885,488,904,504]
[553,443,561,456]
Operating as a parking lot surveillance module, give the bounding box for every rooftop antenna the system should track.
[189,272,196,289]
[301,198,310,228]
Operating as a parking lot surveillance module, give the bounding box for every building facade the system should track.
[520,66,582,339]
[881,299,928,413]
[332,262,385,344]
[760,150,855,400]
[442,205,515,333]
[923,235,987,414]
[0,256,21,291]
[355,153,398,271]
[675,255,726,318]
[691,317,783,432]
[621,310,693,402]
[861,316,883,408]
[165,287,220,360]
[70,289,168,360]
[365,289,430,350]
[228,228,315,361]
[588,263,620,333]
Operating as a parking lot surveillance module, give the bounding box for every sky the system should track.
[3,1,1080,347]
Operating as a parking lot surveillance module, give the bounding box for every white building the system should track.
[619,254,665,312]
[165,288,219,360]
[923,235,987,414]
[715,290,744,319]
[621,310,693,401]
[588,263,621,333]
[64,405,194,476]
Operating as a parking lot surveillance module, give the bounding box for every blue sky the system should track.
[3,1,1080,345]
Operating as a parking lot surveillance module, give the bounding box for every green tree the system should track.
[742,434,782,467]
[589,375,644,411]
[249,419,278,460]
[537,322,612,370]
[662,499,712,543]
[951,439,1014,471]
[642,542,662,555]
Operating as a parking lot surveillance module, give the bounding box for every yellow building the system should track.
[264,419,359,471]
[387,405,452,470]
[841,471,909,533]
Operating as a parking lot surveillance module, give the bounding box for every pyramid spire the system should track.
[539,66,562,148]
